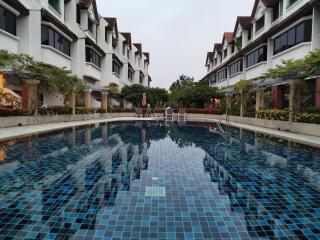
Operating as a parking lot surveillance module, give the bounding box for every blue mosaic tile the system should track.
[0,121,319,239]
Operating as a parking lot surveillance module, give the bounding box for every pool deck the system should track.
[0,117,319,148]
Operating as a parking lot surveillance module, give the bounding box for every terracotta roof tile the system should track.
[79,0,99,21]
[121,32,132,49]
[213,43,223,53]
[143,52,150,64]
[133,43,142,57]
[105,17,118,38]
[222,32,234,44]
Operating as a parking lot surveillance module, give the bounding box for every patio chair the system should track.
[165,107,174,121]
[178,109,187,122]
[135,107,143,118]
[145,106,152,117]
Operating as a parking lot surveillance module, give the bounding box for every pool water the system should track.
[0,121,320,239]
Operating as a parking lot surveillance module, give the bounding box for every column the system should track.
[272,85,283,109]
[68,92,76,115]
[84,89,92,108]
[289,81,302,122]
[101,91,108,111]
[315,77,320,108]
[255,88,265,116]
[21,79,40,115]
[85,128,91,145]
[240,91,247,117]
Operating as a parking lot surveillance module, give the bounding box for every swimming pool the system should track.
[0,121,319,239]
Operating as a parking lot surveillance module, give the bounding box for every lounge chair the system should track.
[135,107,143,118]
[178,109,186,122]
[165,107,174,121]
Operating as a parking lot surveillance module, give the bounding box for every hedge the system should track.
[256,109,289,121]
[294,112,320,124]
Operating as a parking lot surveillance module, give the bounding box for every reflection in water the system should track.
[0,122,167,239]
[0,121,319,239]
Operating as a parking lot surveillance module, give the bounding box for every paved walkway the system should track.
[0,117,319,148]
[0,117,157,142]
[188,117,320,148]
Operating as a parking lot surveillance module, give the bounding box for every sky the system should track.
[96,0,254,89]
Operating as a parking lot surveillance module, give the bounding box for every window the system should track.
[86,47,101,68]
[209,75,216,85]
[231,44,235,54]
[76,5,81,25]
[214,58,217,65]
[272,0,283,22]
[229,59,243,76]
[112,36,118,49]
[274,20,312,55]
[122,44,126,55]
[255,16,265,32]
[128,68,134,81]
[112,57,122,75]
[248,26,252,41]
[41,25,71,56]
[88,18,94,34]
[223,49,228,59]
[0,6,16,36]
[139,71,144,84]
[288,0,298,7]
[127,49,130,58]
[217,69,227,82]
[49,0,60,13]
[246,46,267,68]
[105,28,108,42]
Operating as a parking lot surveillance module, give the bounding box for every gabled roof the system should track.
[251,0,277,20]
[205,52,214,66]
[143,52,150,64]
[213,43,223,53]
[233,16,251,35]
[105,17,119,38]
[121,32,132,49]
[222,32,234,44]
[133,43,142,57]
[79,0,99,21]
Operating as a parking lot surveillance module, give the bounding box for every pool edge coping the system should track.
[0,116,319,148]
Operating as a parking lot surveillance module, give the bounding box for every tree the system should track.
[121,84,145,107]
[121,84,169,108]
[146,87,168,107]
[169,74,221,108]
[169,75,195,91]
[0,50,85,101]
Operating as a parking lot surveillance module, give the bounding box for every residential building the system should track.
[0,0,151,108]
[202,0,320,93]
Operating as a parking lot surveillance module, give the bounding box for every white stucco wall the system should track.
[43,92,65,106]
[244,62,268,80]
[84,63,102,81]
[229,73,244,86]
[270,42,312,67]
[0,31,19,53]
[41,46,72,69]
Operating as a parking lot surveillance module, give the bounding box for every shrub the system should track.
[256,109,289,121]
[96,108,107,114]
[75,107,96,115]
[294,112,320,124]
[304,107,320,114]
[109,108,135,113]
[38,106,72,115]
[0,108,25,117]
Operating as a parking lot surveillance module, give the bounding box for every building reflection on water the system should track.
[0,121,166,239]
[201,126,320,239]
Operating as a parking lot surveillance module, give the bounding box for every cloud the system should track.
[96,0,253,89]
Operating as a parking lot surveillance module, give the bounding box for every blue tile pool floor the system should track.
[0,121,320,239]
